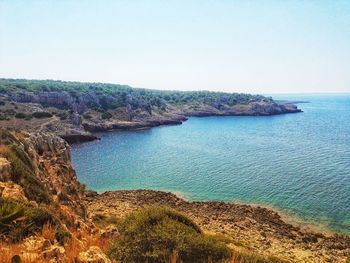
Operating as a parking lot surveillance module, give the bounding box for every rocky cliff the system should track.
[0,129,85,216]
[0,129,112,262]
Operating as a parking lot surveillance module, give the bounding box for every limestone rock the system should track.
[77,246,111,263]
[0,182,28,202]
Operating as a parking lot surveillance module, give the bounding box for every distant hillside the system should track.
[0,78,301,143]
[0,78,268,110]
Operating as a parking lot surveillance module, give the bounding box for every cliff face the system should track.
[0,129,113,262]
[27,132,86,217]
[0,129,86,217]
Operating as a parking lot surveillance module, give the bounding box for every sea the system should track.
[71,94,350,233]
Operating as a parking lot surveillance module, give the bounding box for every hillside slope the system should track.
[0,79,301,143]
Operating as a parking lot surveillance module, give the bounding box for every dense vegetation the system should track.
[0,78,269,112]
[108,207,232,263]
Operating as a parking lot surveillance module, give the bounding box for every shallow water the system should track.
[71,94,350,233]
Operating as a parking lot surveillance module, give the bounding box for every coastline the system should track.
[68,108,303,144]
[85,189,350,263]
[87,188,344,236]
[1,124,349,262]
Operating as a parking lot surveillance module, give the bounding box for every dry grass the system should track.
[9,130,29,140]
[229,248,287,263]
[64,230,111,262]
[0,243,23,263]
[85,233,111,252]
[0,144,9,155]
[0,243,46,263]
[64,237,83,263]
[0,228,287,263]
[41,224,56,243]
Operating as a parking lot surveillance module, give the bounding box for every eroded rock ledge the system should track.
[85,190,350,263]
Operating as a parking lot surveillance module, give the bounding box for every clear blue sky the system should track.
[0,0,349,93]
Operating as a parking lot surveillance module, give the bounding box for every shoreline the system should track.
[86,188,345,237]
[85,189,350,262]
[68,109,303,144]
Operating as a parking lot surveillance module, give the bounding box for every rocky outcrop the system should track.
[9,90,121,114]
[26,132,87,217]
[0,129,102,261]
[247,101,300,115]
[77,246,112,263]
[82,115,187,132]
[0,129,86,217]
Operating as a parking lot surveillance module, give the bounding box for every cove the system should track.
[71,94,350,233]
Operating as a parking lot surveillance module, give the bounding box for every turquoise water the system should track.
[71,95,350,233]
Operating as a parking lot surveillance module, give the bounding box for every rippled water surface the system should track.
[71,95,350,233]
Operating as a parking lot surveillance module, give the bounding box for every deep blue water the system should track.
[71,94,350,233]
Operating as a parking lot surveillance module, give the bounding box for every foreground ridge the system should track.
[86,189,350,263]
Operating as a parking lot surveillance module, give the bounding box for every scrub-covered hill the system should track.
[0,79,301,143]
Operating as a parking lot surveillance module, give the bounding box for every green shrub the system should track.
[0,198,25,228]
[5,145,51,204]
[11,255,21,263]
[101,111,112,120]
[32,111,52,118]
[108,207,231,263]
[83,113,92,119]
[14,113,27,119]
[0,114,10,120]
[0,198,60,242]
[55,228,71,245]
[92,213,120,227]
[57,112,68,120]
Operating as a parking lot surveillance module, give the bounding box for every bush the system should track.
[108,207,231,263]
[0,198,60,242]
[101,112,112,120]
[0,114,10,121]
[14,113,27,119]
[83,113,92,119]
[57,112,68,120]
[5,145,51,204]
[55,228,72,245]
[92,213,119,227]
[32,111,52,118]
